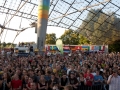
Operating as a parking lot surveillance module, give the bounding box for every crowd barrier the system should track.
[77,84,108,90]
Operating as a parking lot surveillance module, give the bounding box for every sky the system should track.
[0,14,66,44]
[0,0,119,44]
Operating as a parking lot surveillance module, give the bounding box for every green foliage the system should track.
[0,42,16,48]
[2,42,6,47]
[60,30,79,45]
[79,35,91,45]
[79,9,120,45]
[109,40,120,52]
[45,33,56,44]
[60,30,90,45]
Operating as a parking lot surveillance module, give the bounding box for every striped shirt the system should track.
[108,75,120,90]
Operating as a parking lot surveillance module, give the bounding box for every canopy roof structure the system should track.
[0,0,120,44]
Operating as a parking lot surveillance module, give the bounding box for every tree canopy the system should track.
[60,29,90,45]
[45,33,56,44]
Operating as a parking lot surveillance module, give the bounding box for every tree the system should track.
[45,33,56,44]
[60,30,79,45]
[109,40,120,52]
[60,30,90,45]
[2,42,6,48]
[78,34,90,45]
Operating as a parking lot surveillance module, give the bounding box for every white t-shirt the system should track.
[67,69,71,75]
[47,52,51,56]
[1,50,4,55]
[108,75,120,90]
[91,72,96,76]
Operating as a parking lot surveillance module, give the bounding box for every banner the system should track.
[75,46,81,50]
[94,46,99,51]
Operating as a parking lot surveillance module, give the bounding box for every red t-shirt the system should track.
[28,82,31,88]
[84,73,93,86]
[11,79,22,89]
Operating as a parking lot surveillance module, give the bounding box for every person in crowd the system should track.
[93,70,103,90]
[69,73,79,90]
[84,69,94,86]
[38,75,48,90]
[22,75,28,90]
[48,73,59,90]
[11,74,22,90]
[64,85,73,90]
[26,77,34,90]
[0,73,11,90]
[30,82,37,90]
[79,73,85,86]
[1,48,120,90]
[59,73,69,90]
[107,69,120,90]
[68,65,77,77]
[94,70,103,85]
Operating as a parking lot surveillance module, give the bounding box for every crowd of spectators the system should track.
[0,50,120,90]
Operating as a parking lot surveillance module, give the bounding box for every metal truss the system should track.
[0,0,120,44]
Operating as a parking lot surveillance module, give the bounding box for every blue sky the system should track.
[0,0,119,44]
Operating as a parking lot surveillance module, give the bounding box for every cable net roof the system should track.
[0,0,120,44]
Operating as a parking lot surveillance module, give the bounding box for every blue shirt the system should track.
[44,75,51,81]
[94,75,103,85]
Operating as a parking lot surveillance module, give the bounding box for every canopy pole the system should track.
[37,0,50,54]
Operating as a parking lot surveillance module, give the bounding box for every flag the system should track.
[56,39,63,54]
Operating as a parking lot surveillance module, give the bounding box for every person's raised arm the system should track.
[107,75,113,84]
[6,80,11,88]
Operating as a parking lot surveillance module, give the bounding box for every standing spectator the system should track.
[11,74,22,90]
[118,69,120,75]
[69,73,79,90]
[94,70,103,90]
[38,75,48,90]
[48,73,59,90]
[94,70,103,85]
[60,73,69,90]
[22,75,28,90]
[30,82,37,90]
[84,69,94,86]
[68,65,77,77]
[107,69,120,90]
[0,73,11,90]
[64,85,73,90]
[26,77,34,90]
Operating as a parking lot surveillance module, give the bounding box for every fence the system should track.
[77,84,109,90]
